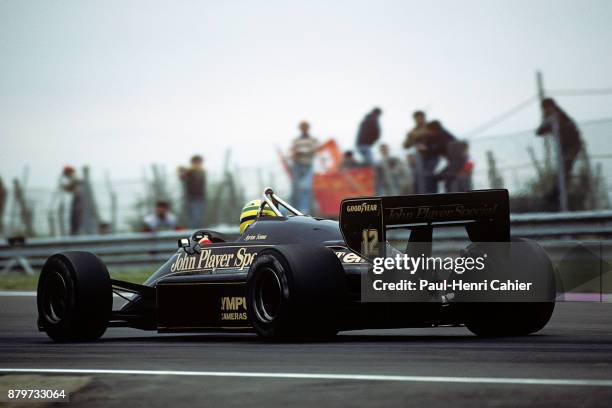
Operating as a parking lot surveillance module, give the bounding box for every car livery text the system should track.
[170,247,366,273]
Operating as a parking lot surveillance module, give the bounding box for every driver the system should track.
[239,199,277,234]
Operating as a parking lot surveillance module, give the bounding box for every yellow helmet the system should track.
[239,199,277,234]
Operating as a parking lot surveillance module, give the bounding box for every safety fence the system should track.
[2,118,611,237]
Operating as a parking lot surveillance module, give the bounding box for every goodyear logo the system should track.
[346,202,379,213]
[221,296,247,321]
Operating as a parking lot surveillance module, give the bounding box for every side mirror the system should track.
[177,238,190,250]
[178,237,201,255]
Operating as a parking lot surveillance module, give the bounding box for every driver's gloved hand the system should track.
[184,243,202,255]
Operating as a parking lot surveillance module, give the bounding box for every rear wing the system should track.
[339,190,510,259]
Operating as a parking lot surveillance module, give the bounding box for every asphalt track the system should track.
[1,295,611,407]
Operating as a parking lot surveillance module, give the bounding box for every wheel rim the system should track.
[254,267,282,322]
[42,270,69,323]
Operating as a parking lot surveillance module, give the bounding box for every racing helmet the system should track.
[239,199,277,234]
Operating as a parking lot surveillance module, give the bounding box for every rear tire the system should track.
[246,245,347,340]
[462,238,556,337]
[37,251,112,342]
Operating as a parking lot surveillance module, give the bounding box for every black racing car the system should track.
[36,188,556,342]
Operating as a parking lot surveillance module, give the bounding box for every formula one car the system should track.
[37,188,555,342]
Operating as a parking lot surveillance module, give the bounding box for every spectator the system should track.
[376,144,411,195]
[290,121,319,213]
[98,222,112,235]
[340,150,360,170]
[536,98,583,186]
[60,166,84,235]
[403,110,429,149]
[179,155,207,228]
[403,110,428,193]
[436,140,473,192]
[0,177,5,237]
[143,200,177,232]
[355,107,382,165]
[419,120,456,193]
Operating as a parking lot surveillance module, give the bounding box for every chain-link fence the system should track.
[0,162,291,237]
[468,118,612,192]
[1,118,611,238]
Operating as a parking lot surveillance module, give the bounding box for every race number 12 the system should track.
[361,228,379,257]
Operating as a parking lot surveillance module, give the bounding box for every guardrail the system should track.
[0,227,238,272]
[1,210,612,272]
[428,210,612,241]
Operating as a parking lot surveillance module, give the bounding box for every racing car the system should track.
[36,188,556,342]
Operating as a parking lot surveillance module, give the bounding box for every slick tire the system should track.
[37,251,112,342]
[461,238,556,337]
[246,245,347,340]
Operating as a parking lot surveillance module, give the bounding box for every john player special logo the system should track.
[170,247,257,273]
[386,203,499,223]
[346,201,379,214]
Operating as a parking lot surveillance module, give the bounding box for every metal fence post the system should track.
[551,116,569,211]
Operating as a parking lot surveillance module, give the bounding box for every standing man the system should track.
[420,120,456,193]
[403,110,428,193]
[355,107,382,165]
[536,98,583,187]
[403,111,429,148]
[0,177,5,237]
[179,155,207,228]
[290,121,319,213]
[60,166,84,235]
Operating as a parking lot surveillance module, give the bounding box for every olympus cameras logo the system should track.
[221,296,247,321]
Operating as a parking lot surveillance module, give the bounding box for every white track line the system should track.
[1,368,611,387]
[0,291,36,296]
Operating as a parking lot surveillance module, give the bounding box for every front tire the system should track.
[246,245,347,340]
[37,251,112,342]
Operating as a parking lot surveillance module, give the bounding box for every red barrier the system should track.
[313,167,375,217]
